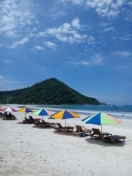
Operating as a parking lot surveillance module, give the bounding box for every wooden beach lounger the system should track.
[90,128,111,140]
[54,123,74,132]
[73,125,92,137]
[103,135,126,143]
[3,114,17,120]
[0,112,5,118]
[22,116,40,124]
[34,120,56,127]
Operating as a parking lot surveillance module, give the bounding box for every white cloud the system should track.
[99,22,109,27]
[91,54,103,65]
[86,0,123,17]
[0,76,23,91]
[0,0,36,37]
[34,46,44,51]
[0,75,4,80]
[71,18,81,29]
[87,35,95,44]
[51,10,66,19]
[72,60,90,66]
[42,18,88,44]
[103,27,116,32]
[71,54,103,66]
[111,65,132,70]
[3,59,13,64]
[60,0,128,18]
[72,0,84,5]
[113,51,132,57]
[120,34,132,41]
[0,75,10,86]
[11,37,29,48]
[44,41,57,49]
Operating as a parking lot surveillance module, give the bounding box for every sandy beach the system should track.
[0,105,132,176]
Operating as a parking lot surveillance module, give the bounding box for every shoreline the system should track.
[1,104,132,118]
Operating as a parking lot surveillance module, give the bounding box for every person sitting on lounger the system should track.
[29,116,34,121]
[5,111,12,119]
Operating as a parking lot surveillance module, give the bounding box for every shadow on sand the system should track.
[85,137,126,147]
[17,121,34,124]
[32,125,55,129]
[53,130,74,136]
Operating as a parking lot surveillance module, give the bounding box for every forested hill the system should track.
[0,78,101,105]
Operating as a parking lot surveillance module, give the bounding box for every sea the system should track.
[34,104,132,120]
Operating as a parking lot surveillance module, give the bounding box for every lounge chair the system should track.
[22,116,40,124]
[54,123,74,132]
[0,112,5,118]
[3,113,16,120]
[34,120,56,127]
[90,128,111,139]
[103,135,126,143]
[73,125,92,137]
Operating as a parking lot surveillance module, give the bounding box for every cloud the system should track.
[34,46,44,51]
[99,22,109,27]
[120,34,132,41]
[3,59,13,64]
[44,41,57,49]
[51,10,66,19]
[26,17,89,45]
[71,54,103,66]
[0,75,4,80]
[0,0,36,38]
[103,27,116,33]
[87,35,95,44]
[41,18,88,44]
[0,75,23,91]
[60,0,129,18]
[0,75,12,88]
[71,18,81,29]
[113,51,132,57]
[11,37,29,48]
[110,65,132,71]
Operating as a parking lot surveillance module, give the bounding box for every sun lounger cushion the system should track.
[54,123,74,132]
[104,135,126,143]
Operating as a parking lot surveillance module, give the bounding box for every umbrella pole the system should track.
[65,119,66,126]
[101,125,102,133]
[101,125,103,140]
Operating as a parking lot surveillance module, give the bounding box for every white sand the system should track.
[0,105,132,176]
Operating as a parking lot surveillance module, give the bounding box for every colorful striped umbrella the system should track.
[18,107,34,117]
[1,107,17,112]
[82,112,121,133]
[32,108,55,119]
[0,108,3,111]
[51,110,80,126]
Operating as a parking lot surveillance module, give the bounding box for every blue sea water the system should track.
[34,104,132,119]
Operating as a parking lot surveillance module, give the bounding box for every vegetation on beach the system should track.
[0,78,101,105]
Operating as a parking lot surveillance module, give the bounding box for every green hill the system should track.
[0,78,101,105]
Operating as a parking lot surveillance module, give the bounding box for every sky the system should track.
[0,0,132,106]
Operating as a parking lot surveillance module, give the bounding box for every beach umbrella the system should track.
[0,107,17,117]
[4,107,17,112]
[0,107,4,111]
[18,107,34,117]
[0,107,17,112]
[51,110,80,126]
[82,112,121,133]
[32,108,55,120]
